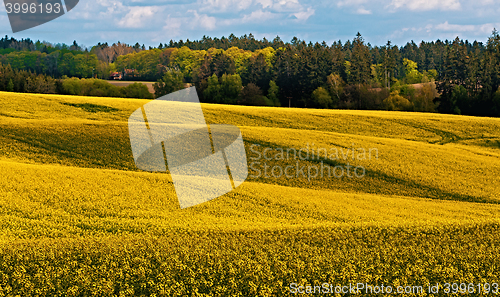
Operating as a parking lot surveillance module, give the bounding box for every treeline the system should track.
[162,33,284,51]
[0,36,154,79]
[0,36,99,78]
[0,64,153,99]
[1,32,500,116]
[137,32,500,116]
[0,36,84,52]
[0,36,143,79]
[0,50,98,78]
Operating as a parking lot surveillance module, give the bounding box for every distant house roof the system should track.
[110,72,122,80]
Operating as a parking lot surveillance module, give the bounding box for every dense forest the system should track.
[1,32,500,116]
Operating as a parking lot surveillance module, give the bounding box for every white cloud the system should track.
[390,22,500,41]
[389,0,461,11]
[118,6,157,28]
[96,0,128,15]
[255,0,303,11]
[256,0,273,8]
[156,9,219,38]
[66,0,99,20]
[261,0,303,12]
[435,21,474,32]
[197,0,312,23]
[190,10,217,30]
[163,16,183,37]
[337,0,368,8]
[291,7,315,21]
[242,9,276,22]
[336,0,372,14]
[196,0,313,27]
[356,7,372,14]
[237,0,254,10]
[434,21,500,34]
[276,0,299,7]
[200,0,253,12]
[476,0,498,4]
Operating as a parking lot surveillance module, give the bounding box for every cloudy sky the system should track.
[1,0,500,48]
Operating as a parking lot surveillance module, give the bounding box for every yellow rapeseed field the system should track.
[1,91,500,296]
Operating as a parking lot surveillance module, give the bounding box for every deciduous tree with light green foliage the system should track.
[220,73,242,104]
[203,73,242,104]
[73,53,99,78]
[344,61,351,84]
[114,49,162,80]
[153,70,184,98]
[121,83,154,99]
[169,47,206,82]
[254,47,275,68]
[61,77,122,97]
[326,73,344,108]
[224,47,252,75]
[203,74,222,103]
[403,58,423,84]
[311,87,332,109]
[423,69,438,82]
[384,90,413,111]
[267,80,280,107]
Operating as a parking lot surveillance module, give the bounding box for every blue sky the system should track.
[1,0,500,48]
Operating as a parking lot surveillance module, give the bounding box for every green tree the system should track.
[59,53,76,77]
[210,52,236,77]
[61,77,82,95]
[493,87,500,116]
[451,85,468,114]
[267,80,280,106]
[73,53,99,78]
[169,47,206,82]
[383,90,413,111]
[273,46,300,107]
[479,29,500,116]
[311,87,332,109]
[349,33,372,85]
[121,83,154,99]
[203,74,222,103]
[242,52,271,92]
[239,83,271,106]
[371,64,383,87]
[114,49,162,80]
[412,82,438,112]
[7,79,14,92]
[203,73,242,104]
[219,73,242,104]
[153,70,184,98]
[403,58,423,84]
[382,41,397,88]
[343,61,351,83]
[326,73,344,108]
[422,69,438,82]
[25,74,56,94]
[224,47,252,75]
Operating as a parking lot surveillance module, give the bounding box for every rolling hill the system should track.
[1,91,500,296]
